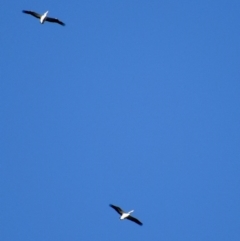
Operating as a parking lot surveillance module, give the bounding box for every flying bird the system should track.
[109,204,143,226]
[22,10,65,26]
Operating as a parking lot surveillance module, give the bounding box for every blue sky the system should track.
[1,1,239,240]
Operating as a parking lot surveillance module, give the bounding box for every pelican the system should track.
[22,10,65,26]
[109,204,143,226]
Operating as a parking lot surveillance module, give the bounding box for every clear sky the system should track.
[1,1,239,241]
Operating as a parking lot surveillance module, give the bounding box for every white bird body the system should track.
[120,210,134,219]
[40,11,49,24]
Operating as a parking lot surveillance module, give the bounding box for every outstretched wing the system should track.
[109,204,124,215]
[22,10,41,19]
[127,215,143,226]
[45,17,65,26]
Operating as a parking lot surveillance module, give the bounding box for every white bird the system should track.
[22,10,65,26]
[109,204,143,226]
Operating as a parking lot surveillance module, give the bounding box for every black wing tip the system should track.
[109,204,120,209]
[109,204,116,209]
[127,216,143,226]
[134,220,143,226]
[22,10,34,14]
